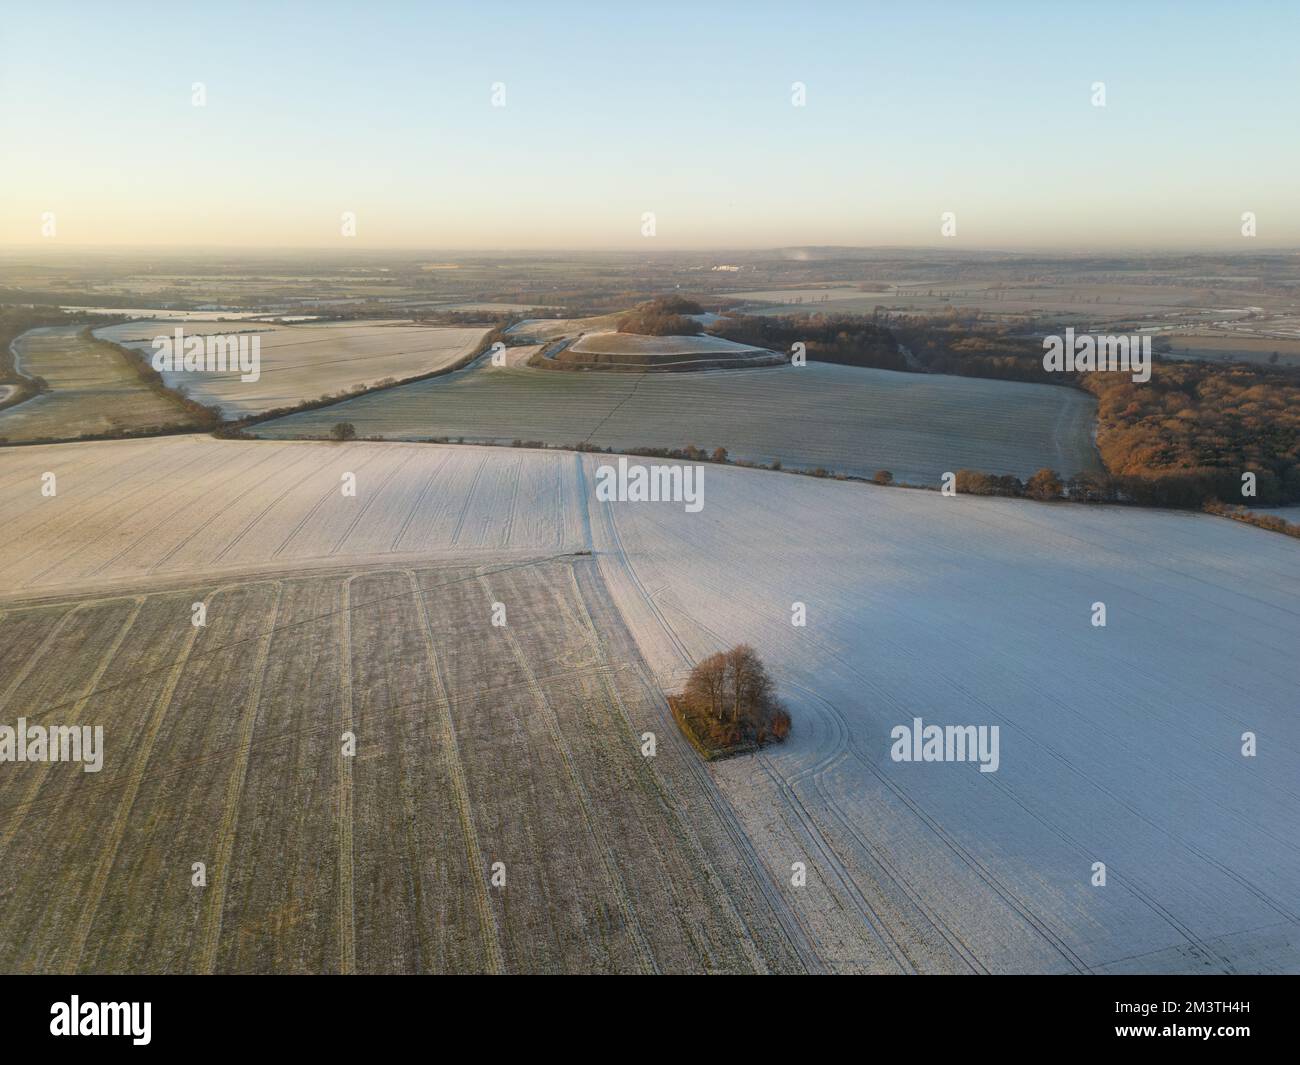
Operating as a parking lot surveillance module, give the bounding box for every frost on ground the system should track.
[0,438,589,594]
[567,331,772,356]
[4,437,1296,972]
[553,331,784,371]
[0,325,198,442]
[583,457,1300,973]
[94,319,488,417]
[253,360,1100,484]
[504,313,625,341]
[0,556,803,973]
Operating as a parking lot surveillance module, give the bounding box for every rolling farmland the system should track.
[0,325,199,442]
[94,319,489,417]
[2,435,1297,972]
[0,555,804,973]
[253,361,1101,484]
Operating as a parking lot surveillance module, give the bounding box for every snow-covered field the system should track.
[61,307,300,321]
[0,325,197,442]
[0,554,800,974]
[0,438,586,595]
[585,459,1300,973]
[504,314,625,341]
[94,319,488,417]
[567,331,771,357]
[4,436,1295,972]
[254,361,1100,484]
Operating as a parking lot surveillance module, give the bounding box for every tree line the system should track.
[713,309,1300,509]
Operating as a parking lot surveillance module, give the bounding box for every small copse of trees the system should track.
[670,644,791,759]
[617,296,705,337]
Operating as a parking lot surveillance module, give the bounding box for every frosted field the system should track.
[567,331,771,357]
[61,308,299,321]
[553,331,783,371]
[727,282,1277,321]
[505,313,625,341]
[0,437,588,595]
[0,556,802,973]
[0,325,196,442]
[584,459,1300,973]
[94,319,488,417]
[4,436,1296,972]
[254,361,1101,484]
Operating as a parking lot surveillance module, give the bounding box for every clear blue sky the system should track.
[2,0,1296,248]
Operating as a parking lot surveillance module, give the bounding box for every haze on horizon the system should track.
[2,1,1297,251]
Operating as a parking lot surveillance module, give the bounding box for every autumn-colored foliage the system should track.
[671,645,791,759]
[617,296,705,336]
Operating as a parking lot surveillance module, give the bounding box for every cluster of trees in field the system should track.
[723,308,1300,509]
[1079,361,1300,506]
[901,318,1300,506]
[671,645,791,759]
[710,313,905,370]
[616,296,704,336]
[887,314,1060,383]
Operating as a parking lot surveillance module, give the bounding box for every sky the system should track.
[1,0,1297,250]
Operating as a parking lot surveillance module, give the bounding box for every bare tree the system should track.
[684,644,781,728]
[685,650,728,721]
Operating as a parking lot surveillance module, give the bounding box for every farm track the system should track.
[559,565,773,974]
[592,488,824,972]
[448,452,489,545]
[677,603,934,973]
[666,557,991,972]
[675,548,1091,973]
